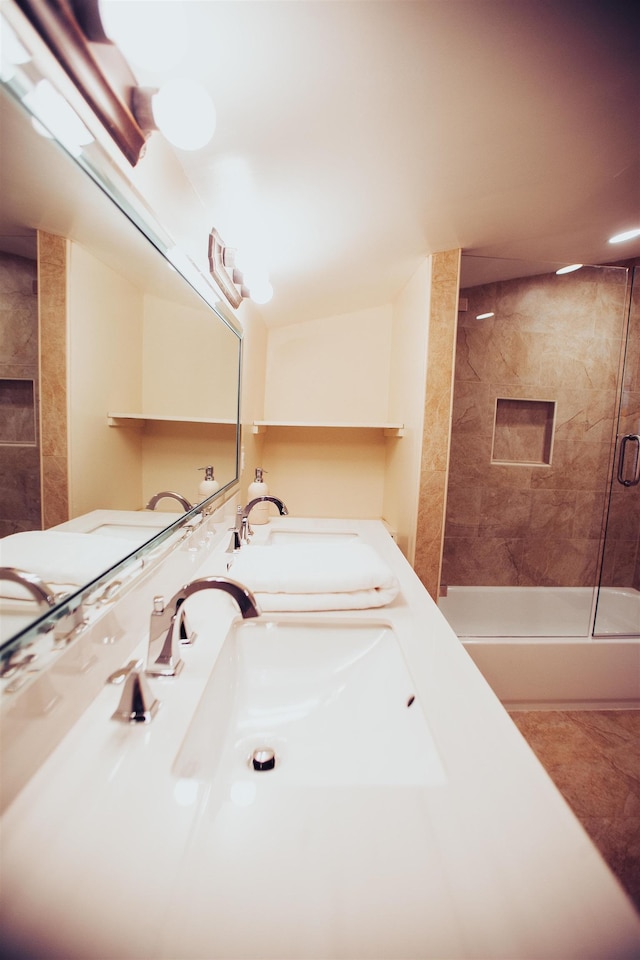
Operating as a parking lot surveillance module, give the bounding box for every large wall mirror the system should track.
[0,33,242,652]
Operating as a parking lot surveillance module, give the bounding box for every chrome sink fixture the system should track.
[146,576,260,678]
[0,567,58,610]
[233,496,289,547]
[145,491,193,512]
[175,618,445,788]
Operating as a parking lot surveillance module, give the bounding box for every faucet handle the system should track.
[146,596,185,677]
[111,668,160,724]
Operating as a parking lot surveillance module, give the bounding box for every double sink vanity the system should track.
[1,496,639,960]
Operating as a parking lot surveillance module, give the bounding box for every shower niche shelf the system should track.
[491,398,555,466]
[0,378,36,445]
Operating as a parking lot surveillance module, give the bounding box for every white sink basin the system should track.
[174,618,445,788]
[261,529,359,546]
[86,521,168,541]
[52,509,179,543]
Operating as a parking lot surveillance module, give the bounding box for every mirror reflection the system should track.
[0,82,241,647]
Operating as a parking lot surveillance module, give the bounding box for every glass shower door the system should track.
[594,265,640,637]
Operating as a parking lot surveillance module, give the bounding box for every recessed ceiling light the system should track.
[556,264,583,275]
[608,227,640,244]
[476,312,494,320]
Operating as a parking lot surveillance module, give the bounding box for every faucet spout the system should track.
[145,491,193,512]
[146,576,260,677]
[242,496,288,520]
[0,567,58,610]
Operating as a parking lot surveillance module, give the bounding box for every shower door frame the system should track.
[593,263,640,638]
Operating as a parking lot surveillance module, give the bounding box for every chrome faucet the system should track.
[146,576,260,677]
[0,567,58,609]
[235,496,289,545]
[145,491,193,512]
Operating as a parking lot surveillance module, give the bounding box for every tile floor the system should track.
[508,709,640,914]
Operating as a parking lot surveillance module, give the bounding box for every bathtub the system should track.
[438,586,640,708]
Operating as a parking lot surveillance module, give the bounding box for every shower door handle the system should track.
[617,434,640,487]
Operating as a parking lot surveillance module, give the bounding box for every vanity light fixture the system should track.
[476,311,495,320]
[98,0,215,150]
[556,264,583,275]
[208,230,275,308]
[209,229,249,309]
[13,0,215,163]
[609,227,640,244]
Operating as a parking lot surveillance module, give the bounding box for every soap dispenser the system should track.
[198,465,220,500]
[248,467,269,524]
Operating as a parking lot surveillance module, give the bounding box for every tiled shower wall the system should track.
[441,265,629,588]
[0,250,41,536]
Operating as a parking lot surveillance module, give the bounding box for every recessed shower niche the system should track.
[491,397,555,466]
[0,378,37,445]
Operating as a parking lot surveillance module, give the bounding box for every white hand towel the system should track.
[254,585,399,612]
[228,542,399,609]
[0,530,139,599]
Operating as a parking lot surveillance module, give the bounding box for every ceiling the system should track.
[125,0,639,326]
[3,0,640,327]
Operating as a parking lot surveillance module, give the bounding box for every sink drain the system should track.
[250,748,276,772]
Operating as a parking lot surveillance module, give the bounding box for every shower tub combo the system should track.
[438,585,640,708]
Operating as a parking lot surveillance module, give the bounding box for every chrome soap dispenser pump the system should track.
[247,467,269,524]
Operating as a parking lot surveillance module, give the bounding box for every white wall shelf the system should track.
[251,420,405,437]
[107,413,237,427]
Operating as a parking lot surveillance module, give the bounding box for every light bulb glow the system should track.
[556,264,583,275]
[476,312,494,320]
[152,78,216,151]
[249,279,274,305]
[98,1,188,72]
[23,80,94,155]
[608,228,640,244]
[0,20,30,81]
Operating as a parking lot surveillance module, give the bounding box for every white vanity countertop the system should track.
[1,517,639,960]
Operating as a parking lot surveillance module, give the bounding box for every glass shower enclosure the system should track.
[440,257,639,639]
[594,264,640,636]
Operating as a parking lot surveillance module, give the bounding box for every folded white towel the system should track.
[254,585,399,612]
[228,542,399,610]
[0,530,139,599]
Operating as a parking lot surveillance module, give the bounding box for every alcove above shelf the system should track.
[251,420,405,437]
[107,413,237,427]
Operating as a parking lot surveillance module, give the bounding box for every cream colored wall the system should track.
[257,305,392,517]
[67,243,143,516]
[140,421,237,509]
[383,258,431,560]
[142,294,239,422]
[264,305,392,423]
[139,293,241,505]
